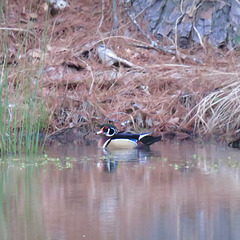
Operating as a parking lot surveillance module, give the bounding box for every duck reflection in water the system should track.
[97,147,157,173]
[97,159,118,172]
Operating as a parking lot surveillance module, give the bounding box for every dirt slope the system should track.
[2,0,240,143]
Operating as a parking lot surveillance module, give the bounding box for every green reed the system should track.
[0,1,49,155]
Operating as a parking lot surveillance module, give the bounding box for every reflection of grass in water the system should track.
[0,154,77,240]
[0,159,48,240]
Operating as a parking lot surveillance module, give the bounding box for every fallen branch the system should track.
[0,27,36,37]
[97,44,143,68]
[131,42,176,55]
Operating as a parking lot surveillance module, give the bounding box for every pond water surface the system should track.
[1,142,240,240]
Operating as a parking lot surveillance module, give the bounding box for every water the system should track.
[1,142,240,240]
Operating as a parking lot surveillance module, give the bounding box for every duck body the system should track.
[96,124,161,149]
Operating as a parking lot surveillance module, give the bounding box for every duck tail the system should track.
[139,135,162,146]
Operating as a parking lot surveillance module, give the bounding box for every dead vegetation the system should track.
[1,0,240,142]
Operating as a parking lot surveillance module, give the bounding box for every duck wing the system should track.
[112,133,140,141]
[139,135,162,146]
[115,132,161,146]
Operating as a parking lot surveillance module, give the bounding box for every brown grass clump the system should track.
[2,0,240,141]
[186,77,240,139]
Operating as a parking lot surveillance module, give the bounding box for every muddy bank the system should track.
[2,0,240,145]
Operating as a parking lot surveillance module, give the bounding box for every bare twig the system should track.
[0,54,6,86]
[190,1,206,51]
[75,56,95,94]
[112,0,118,31]
[97,0,105,33]
[0,27,36,37]
[174,0,184,49]
[193,26,206,51]
[126,10,177,55]
[131,42,176,55]
[126,10,158,48]
[234,0,240,5]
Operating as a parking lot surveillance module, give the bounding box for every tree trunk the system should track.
[128,0,240,49]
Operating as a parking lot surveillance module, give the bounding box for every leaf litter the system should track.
[1,0,240,143]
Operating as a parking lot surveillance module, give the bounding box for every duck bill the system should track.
[96,129,103,135]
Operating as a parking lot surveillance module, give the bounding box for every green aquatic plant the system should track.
[174,164,179,170]
[0,1,50,155]
[163,157,168,162]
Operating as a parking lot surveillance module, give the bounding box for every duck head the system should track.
[96,124,118,137]
[96,124,118,148]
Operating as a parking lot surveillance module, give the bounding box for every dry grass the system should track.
[2,0,240,141]
[186,78,240,139]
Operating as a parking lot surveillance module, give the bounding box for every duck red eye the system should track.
[103,126,108,132]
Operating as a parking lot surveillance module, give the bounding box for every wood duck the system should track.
[96,124,162,149]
